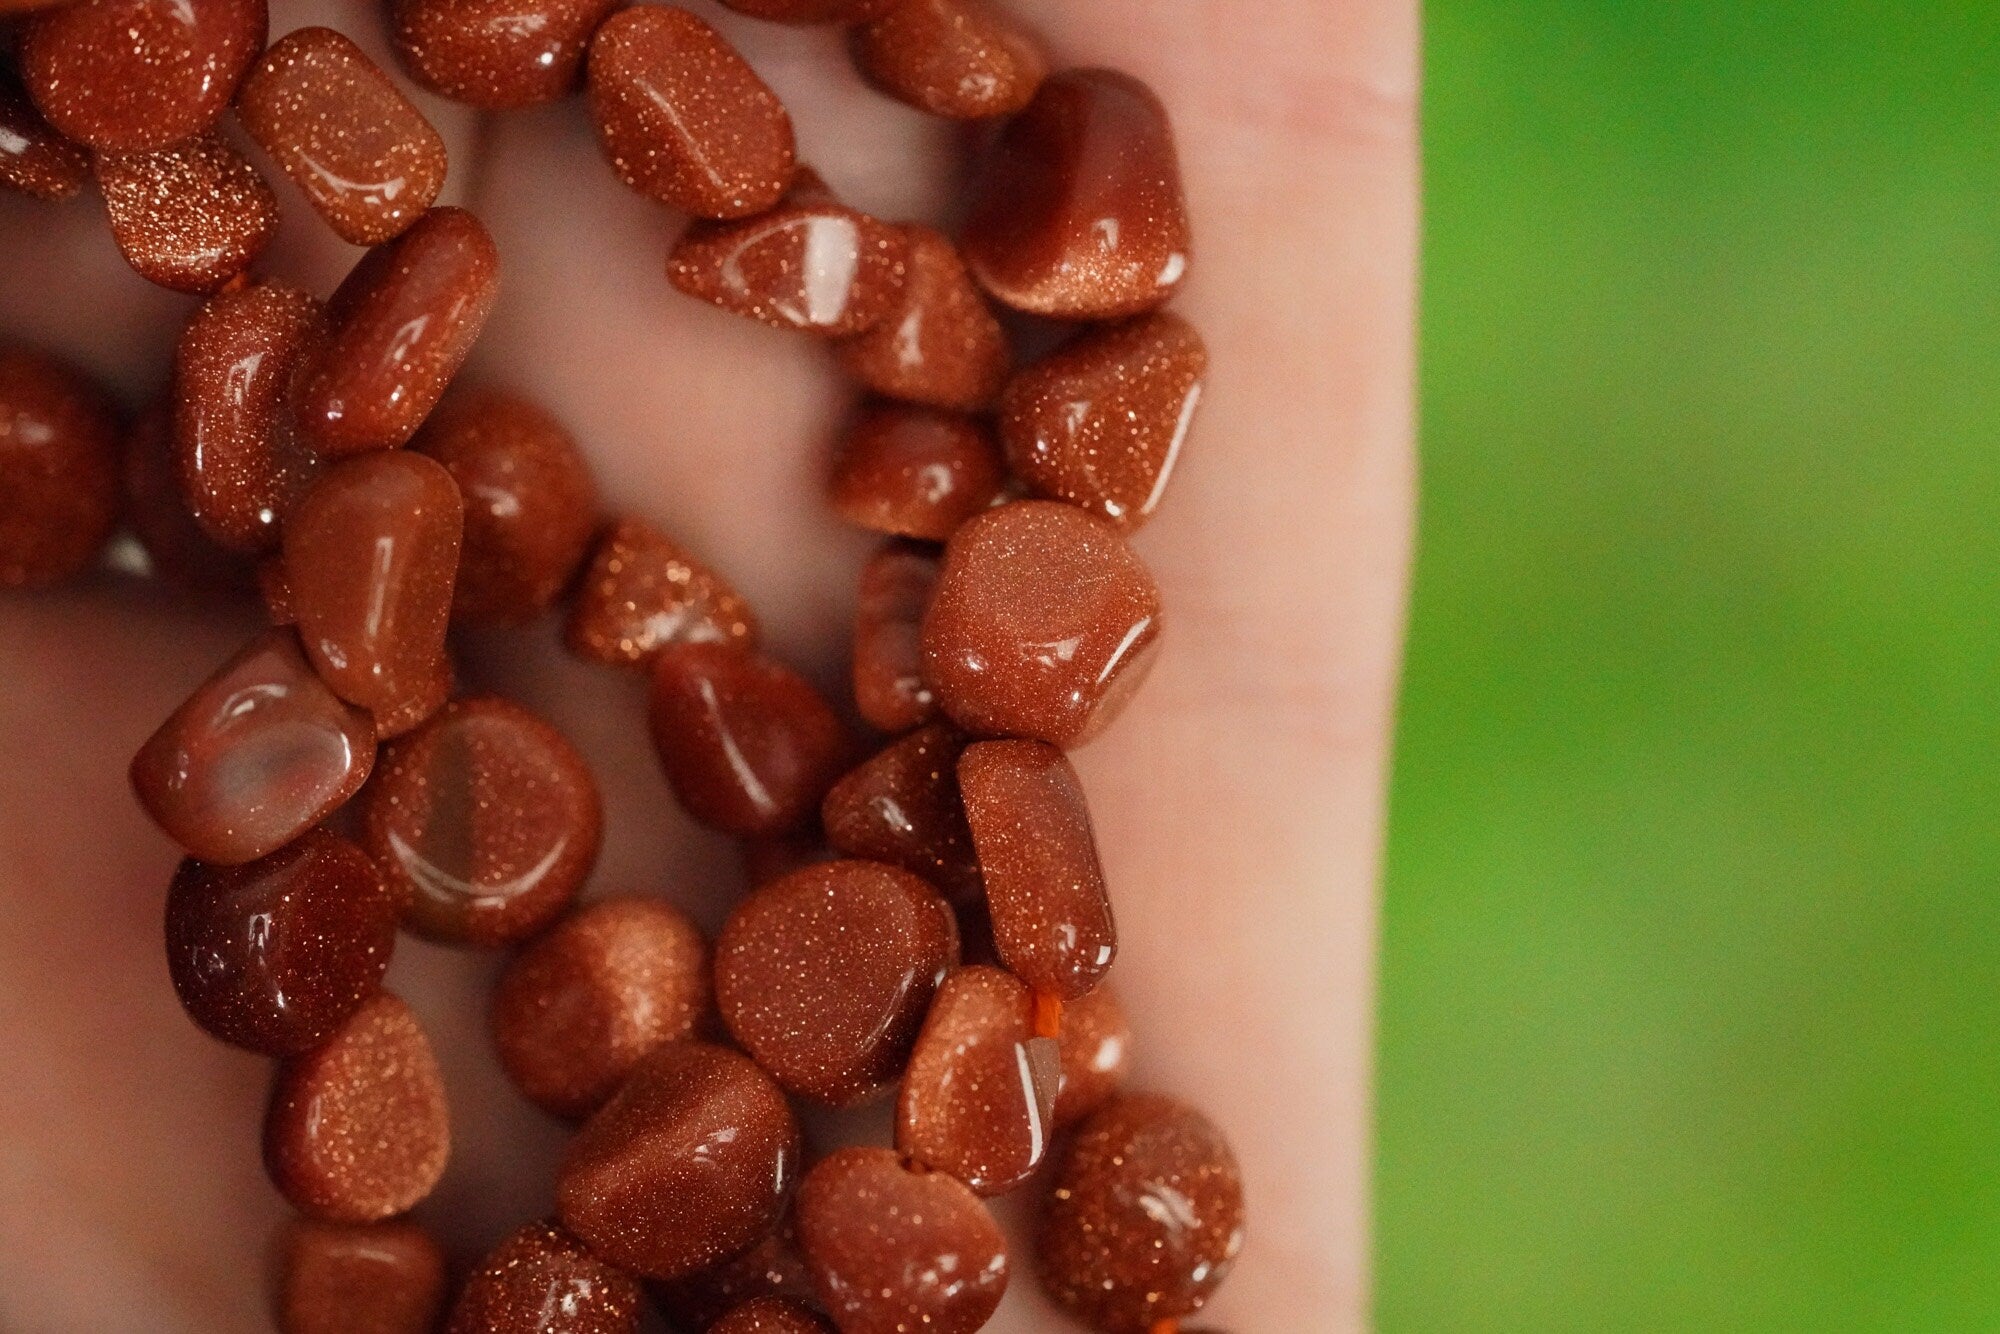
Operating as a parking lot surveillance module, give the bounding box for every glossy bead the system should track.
[1053,983,1130,1127]
[821,723,980,903]
[447,1220,642,1334]
[172,280,328,555]
[668,192,908,337]
[833,226,1009,411]
[237,27,448,246]
[718,0,895,23]
[651,1222,817,1332]
[94,133,276,294]
[795,1147,1008,1334]
[830,404,1003,541]
[284,451,463,735]
[897,965,1058,1195]
[1037,1094,1245,1333]
[493,896,710,1119]
[264,992,451,1224]
[648,643,845,838]
[360,696,603,947]
[393,0,618,109]
[715,860,957,1105]
[120,401,252,593]
[297,207,500,455]
[0,70,86,200]
[415,387,599,626]
[712,1296,834,1334]
[17,0,265,152]
[164,829,398,1057]
[587,7,795,219]
[850,540,939,733]
[0,343,118,587]
[557,1040,801,1280]
[921,500,1161,746]
[566,515,757,668]
[130,629,377,865]
[274,1218,447,1334]
[962,69,1191,320]
[1000,313,1206,532]
[849,0,1045,120]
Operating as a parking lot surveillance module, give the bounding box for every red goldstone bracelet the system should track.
[0,0,1245,1330]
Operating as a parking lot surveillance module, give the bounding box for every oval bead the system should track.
[446,1220,642,1334]
[274,1218,447,1334]
[850,541,941,734]
[94,134,276,294]
[1054,982,1130,1128]
[712,1296,834,1334]
[0,343,118,587]
[393,0,619,108]
[0,71,87,200]
[830,403,1004,541]
[120,401,252,594]
[565,515,758,669]
[832,225,1009,411]
[719,0,895,22]
[651,1222,817,1332]
[668,192,908,336]
[820,723,981,903]
[849,0,1045,120]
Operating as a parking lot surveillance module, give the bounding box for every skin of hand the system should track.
[0,0,1416,1329]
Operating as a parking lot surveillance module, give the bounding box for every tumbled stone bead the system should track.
[1037,1094,1245,1333]
[820,723,980,903]
[712,1296,834,1334]
[557,1040,801,1280]
[0,343,118,587]
[493,896,710,1119]
[849,0,1045,120]
[1000,312,1207,532]
[393,0,618,108]
[296,207,500,455]
[650,1222,817,1332]
[1054,982,1130,1128]
[832,226,1009,411]
[921,500,1161,746]
[715,860,957,1105]
[668,192,908,336]
[897,964,1058,1195]
[120,402,252,593]
[94,133,276,294]
[719,0,894,22]
[850,540,939,733]
[0,70,86,200]
[446,1220,642,1334]
[361,695,603,946]
[962,68,1191,320]
[172,279,328,555]
[648,643,845,838]
[566,515,757,668]
[284,451,463,736]
[830,404,1004,541]
[237,27,448,246]
[274,1217,446,1334]
[415,387,599,626]
[587,6,795,219]
[131,628,377,865]
[264,992,451,1224]
[959,738,1115,1002]
[164,829,398,1057]
[795,1147,1007,1334]
[17,0,265,152]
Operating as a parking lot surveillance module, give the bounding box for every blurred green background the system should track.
[1376,1,2000,1328]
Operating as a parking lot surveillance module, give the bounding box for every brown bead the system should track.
[897,964,1058,1195]
[131,628,377,865]
[414,387,599,626]
[647,643,844,838]
[493,896,710,1120]
[264,992,451,1224]
[237,27,448,246]
[718,0,895,23]
[165,829,399,1057]
[17,0,265,152]
[650,1221,817,1332]
[557,1040,801,1280]
[832,226,1008,411]
[258,554,297,623]
[565,515,758,669]
[1000,312,1206,532]
[120,401,253,593]
[94,133,276,294]
[667,193,908,337]
[360,695,603,947]
[392,0,618,109]
[587,7,794,219]
[821,723,980,903]
[795,1147,1008,1334]
[712,1296,834,1334]
[0,343,118,587]
[962,68,1191,320]
[1053,982,1129,1128]
[849,0,1045,121]
[297,207,500,455]
[714,860,957,1105]
[921,500,1161,746]
[850,540,939,733]
[447,1220,642,1334]
[284,451,463,735]
[958,739,1115,1002]
[172,279,329,555]
[829,403,1003,542]
[0,69,86,200]
[1037,1094,1245,1333]
[273,1217,447,1334]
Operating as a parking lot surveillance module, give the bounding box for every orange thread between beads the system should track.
[1150,1320,1181,1334]
[1032,990,1065,1039]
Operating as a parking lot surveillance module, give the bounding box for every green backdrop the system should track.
[1377,2,2000,1328]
